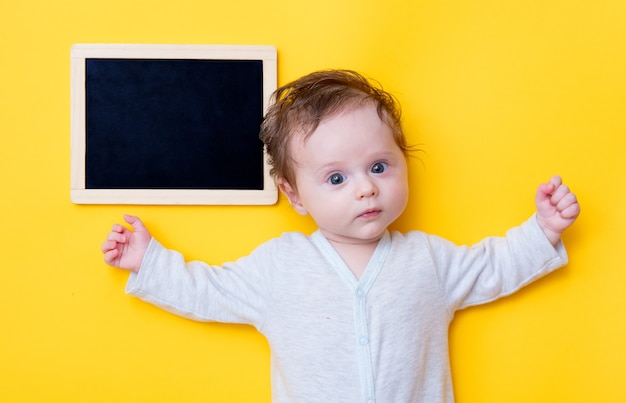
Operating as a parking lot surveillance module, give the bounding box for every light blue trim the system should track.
[311,230,391,402]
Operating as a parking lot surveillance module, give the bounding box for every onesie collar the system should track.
[310,230,391,293]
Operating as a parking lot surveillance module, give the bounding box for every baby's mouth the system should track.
[358,209,381,219]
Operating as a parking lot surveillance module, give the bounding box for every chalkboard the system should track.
[70,44,278,205]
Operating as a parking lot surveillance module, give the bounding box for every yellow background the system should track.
[1,0,624,401]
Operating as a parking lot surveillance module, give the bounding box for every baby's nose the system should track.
[357,178,378,199]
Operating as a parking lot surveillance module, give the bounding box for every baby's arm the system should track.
[535,176,580,246]
[101,214,151,273]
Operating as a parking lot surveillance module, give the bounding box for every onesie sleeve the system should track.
[427,214,568,313]
[125,238,274,329]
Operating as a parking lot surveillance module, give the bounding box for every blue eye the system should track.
[328,173,347,185]
[371,162,388,174]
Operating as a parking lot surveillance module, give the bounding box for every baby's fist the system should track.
[535,176,580,246]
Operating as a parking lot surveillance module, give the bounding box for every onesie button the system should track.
[366,398,376,403]
[359,336,369,346]
[356,288,366,298]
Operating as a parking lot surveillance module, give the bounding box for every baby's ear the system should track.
[278,179,308,216]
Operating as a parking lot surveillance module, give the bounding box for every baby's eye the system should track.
[371,162,388,174]
[328,173,347,185]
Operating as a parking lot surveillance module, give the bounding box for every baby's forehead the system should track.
[290,106,394,161]
[294,102,384,142]
[282,101,398,177]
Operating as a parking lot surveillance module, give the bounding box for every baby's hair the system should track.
[260,69,409,187]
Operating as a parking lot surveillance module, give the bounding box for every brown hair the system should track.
[259,69,409,187]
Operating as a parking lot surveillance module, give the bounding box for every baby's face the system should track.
[284,103,409,245]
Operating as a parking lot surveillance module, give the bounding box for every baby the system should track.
[102,70,580,402]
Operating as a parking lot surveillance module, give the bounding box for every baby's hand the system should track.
[101,214,151,273]
[535,176,580,246]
